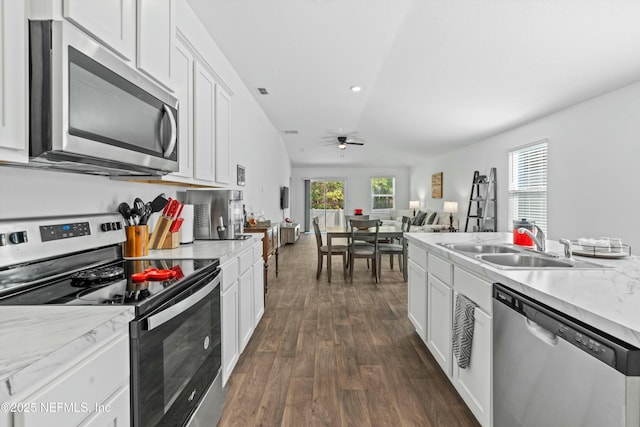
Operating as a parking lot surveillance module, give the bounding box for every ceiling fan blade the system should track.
[346,141,365,145]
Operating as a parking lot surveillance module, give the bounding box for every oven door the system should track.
[130,269,221,427]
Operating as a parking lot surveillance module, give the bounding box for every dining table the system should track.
[326,224,408,282]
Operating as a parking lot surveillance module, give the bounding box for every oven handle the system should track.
[146,276,219,331]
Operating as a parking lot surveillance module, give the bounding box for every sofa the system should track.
[376,209,459,232]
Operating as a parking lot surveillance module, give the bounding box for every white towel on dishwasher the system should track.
[452,294,477,369]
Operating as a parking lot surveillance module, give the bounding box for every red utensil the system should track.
[169,203,185,233]
[131,267,177,282]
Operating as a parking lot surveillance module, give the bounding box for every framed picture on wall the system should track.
[237,164,245,186]
[431,172,443,198]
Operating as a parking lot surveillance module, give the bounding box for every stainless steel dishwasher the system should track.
[493,283,640,427]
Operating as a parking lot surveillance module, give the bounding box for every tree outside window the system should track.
[371,177,395,211]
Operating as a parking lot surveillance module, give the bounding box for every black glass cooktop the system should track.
[0,257,219,314]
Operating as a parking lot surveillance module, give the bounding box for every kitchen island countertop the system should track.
[405,232,640,348]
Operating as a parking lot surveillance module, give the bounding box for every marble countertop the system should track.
[129,236,259,263]
[0,306,133,400]
[405,232,640,347]
[0,238,257,401]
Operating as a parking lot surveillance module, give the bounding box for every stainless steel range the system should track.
[0,213,224,427]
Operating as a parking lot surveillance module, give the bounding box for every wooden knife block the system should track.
[159,232,180,249]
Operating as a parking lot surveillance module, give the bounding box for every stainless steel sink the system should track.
[440,243,521,254]
[476,253,606,269]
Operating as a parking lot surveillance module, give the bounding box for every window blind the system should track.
[508,141,548,234]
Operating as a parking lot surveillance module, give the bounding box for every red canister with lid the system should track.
[513,219,535,247]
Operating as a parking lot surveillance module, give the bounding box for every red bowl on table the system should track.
[354,209,363,215]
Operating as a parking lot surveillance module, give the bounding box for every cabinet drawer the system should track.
[239,247,253,274]
[221,258,239,291]
[408,243,427,270]
[17,334,129,427]
[454,266,492,314]
[429,253,452,285]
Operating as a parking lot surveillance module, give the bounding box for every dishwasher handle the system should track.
[525,318,558,346]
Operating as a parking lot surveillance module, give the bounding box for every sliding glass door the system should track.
[309,179,344,232]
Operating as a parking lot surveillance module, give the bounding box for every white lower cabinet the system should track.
[407,242,493,427]
[238,265,254,352]
[407,259,427,342]
[221,279,239,386]
[11,332,129,427]
[452,300,492,427]
[427,273,453,376]
[220,241,264,386]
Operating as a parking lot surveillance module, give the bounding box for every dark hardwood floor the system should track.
[218,233,480,427]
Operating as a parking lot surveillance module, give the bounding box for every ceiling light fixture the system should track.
[338,143,347,150]
[257,88,269,95]
[350,85,362,92]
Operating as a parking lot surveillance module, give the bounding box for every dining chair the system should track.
[378,216,411,278]
[348,219,380,283]
[345,214,371,269]
[312,216,347,279]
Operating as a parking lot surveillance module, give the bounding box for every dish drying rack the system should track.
[570,239,631,258]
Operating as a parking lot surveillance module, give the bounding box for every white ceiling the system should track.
[186,0,640,168]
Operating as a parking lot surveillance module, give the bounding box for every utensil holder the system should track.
[124,225,149,257]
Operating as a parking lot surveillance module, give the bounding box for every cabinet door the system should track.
[193,60,216,182]
[63,0,135,60]
[238,267,254,352]
[80,385,130,427]
[170,38,194,179]
[427,273,453,377]
[136,0,175,89]
[0,0,27,163]
[215,85,231,184]
[221,282,239,386]
[407,259,427,342]
[253,258,265,325]
[452,302,492,427]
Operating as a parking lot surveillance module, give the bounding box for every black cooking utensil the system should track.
[139,202,152,226]
[149,194,169,213]
[132,198,145,225]
[118,202,134,226]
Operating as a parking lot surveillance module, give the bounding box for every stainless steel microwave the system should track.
[29,20,179,176]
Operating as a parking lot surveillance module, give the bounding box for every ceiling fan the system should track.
[321,133,366,150]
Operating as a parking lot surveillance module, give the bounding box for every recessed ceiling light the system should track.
[257,88,269,95]
[350,86,362,92]
[283,130,299,134]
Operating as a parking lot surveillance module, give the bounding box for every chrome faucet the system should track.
[558,239,573,260]
[518,225,546,252]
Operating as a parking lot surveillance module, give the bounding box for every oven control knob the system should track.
[204,336,210,350]
[114,222,123,230]
[0,233,6,246]
[101,223,112,232]
[9,231,27,244]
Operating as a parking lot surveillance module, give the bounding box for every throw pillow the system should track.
[412,211,427,226]
[426,212,438,225]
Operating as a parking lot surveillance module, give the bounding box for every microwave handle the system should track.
[146,277,218,331]
[162,105,177,158]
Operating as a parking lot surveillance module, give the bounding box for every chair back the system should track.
[312,217,323,249]
[401,216,412,232]
[345,214,370,231]
[348,219,379,251]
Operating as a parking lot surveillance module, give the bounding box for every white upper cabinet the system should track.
[215,86,231,184]
[137,0,175,90]
[171,38,194,179]
[63,0,136,61]
[193,60,216,182]
[0,0,28,163]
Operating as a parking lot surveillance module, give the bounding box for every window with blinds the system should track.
[508,141,548,234]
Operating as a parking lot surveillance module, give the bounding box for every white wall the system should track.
[290,166,410,229]
[410,80,640,248]
[0,1,291,223]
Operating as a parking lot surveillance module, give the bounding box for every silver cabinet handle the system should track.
[162,104,177,158]
[146,278,218,331]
